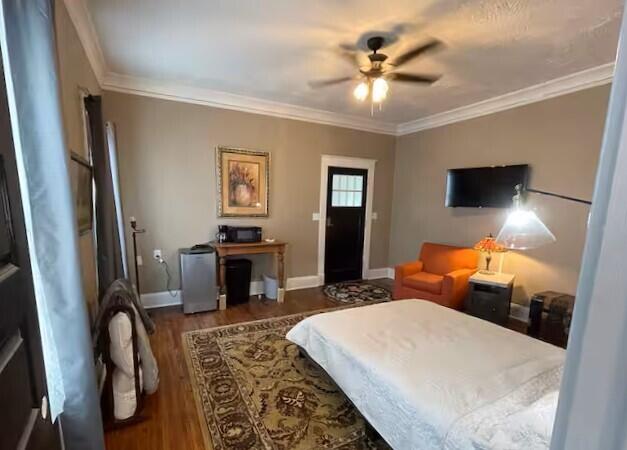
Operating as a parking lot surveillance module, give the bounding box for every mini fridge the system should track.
[180,246,218,314]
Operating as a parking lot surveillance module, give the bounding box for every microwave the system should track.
[224,226,262,243]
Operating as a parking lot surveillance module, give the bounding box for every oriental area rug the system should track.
[322,282,391,304]
[182,309,389,450]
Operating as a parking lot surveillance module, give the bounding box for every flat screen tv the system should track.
[445,164,529,208]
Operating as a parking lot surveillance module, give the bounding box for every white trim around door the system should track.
[317,155,376,284]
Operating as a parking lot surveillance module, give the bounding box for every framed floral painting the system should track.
[216,147,269,217]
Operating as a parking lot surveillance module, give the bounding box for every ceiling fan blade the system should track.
[391,39,443,67]
[308,76,354,88]
[338,50,361,68]
[388,72,441,83]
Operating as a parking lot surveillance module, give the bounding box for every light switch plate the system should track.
[136,255,143,266]
[312,212,320,221]
[372,212,378,220]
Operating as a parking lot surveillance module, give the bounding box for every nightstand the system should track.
[466,271,515,326]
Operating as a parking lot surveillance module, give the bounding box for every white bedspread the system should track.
[286,300,565,450]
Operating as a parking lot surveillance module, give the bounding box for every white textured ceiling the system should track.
[86,0,622,124]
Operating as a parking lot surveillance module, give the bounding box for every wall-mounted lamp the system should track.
[495,184,591,250]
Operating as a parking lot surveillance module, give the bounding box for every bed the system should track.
[286,300,565,450]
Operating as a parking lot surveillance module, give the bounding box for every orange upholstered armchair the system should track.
[394,242,479,309]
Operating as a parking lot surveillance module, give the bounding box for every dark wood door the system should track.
[0,53,62,450]
[324,166,367,283]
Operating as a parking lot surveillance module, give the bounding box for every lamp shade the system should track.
[495,209,556,250]
[474,234,506,253]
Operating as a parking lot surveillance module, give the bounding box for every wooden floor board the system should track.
[104,278,526,449]
[104,279,393,450]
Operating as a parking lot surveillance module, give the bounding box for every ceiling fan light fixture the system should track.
[372,77,389,103]
[310,36,443,109]
[353,81,369,101]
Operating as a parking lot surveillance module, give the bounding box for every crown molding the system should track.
[63,0,397,134]
[396,63,615,135]
[62,0,107,84]
[63,0,614,137]
[100,64,614,137]
[102,72,398,135]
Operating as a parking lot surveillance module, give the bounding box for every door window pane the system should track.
[354,191,362,207]
[339,190,347,206]
[331,174,364,207]
[346,191,354,206]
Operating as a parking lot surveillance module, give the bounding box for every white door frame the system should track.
[317,155,376,284]
[550,8,627,449]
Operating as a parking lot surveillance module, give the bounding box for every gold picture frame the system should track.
[216,146,270,217]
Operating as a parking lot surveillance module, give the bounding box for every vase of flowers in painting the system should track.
[229,162,257,207]
[234,183,252,206]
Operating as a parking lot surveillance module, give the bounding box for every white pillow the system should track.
[108,312,134,377]
[112,367,143,420]
[108,310,159,395]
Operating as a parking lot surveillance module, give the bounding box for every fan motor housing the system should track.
[366,36,385,52]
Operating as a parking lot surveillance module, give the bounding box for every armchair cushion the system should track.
[442,268,475,293]
[420,243,478,276]
[395,260,424,279]
[404,272,443,294]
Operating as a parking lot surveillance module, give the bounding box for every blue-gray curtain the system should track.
[0,0,104,449]
[85,95,125,297]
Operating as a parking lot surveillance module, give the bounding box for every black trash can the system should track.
[225,258,252,304]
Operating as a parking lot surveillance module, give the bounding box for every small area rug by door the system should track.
[323,282,391,303]
[183,308,389,450]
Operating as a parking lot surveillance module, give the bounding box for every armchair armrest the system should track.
[395,260,424,280]
[442,268,475,293]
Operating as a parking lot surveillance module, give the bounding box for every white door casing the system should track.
[317,155,376,284]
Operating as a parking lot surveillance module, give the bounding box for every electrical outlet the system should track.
[153,249,162,261]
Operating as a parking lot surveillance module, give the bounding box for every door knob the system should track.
[326,218,333,227]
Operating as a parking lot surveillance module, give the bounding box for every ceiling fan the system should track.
[309,35,443,105]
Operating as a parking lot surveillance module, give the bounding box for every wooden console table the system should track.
[210,241,287,310]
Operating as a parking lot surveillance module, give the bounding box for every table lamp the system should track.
[474,233,507,274]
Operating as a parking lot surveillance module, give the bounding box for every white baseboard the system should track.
[141,290,182,309]
[142,271,395,309]
[366,267,394,280]
[286,275,322,291]
[250,280,264,296]
[142,274,324,309]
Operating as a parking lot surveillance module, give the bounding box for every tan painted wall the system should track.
[390,85,610,305]
[55,2,101,319]
[57,4,606,305]
[102,91,396,294]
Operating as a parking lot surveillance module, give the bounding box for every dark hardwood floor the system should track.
[104,278,526,449]
[104,279,393,450]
